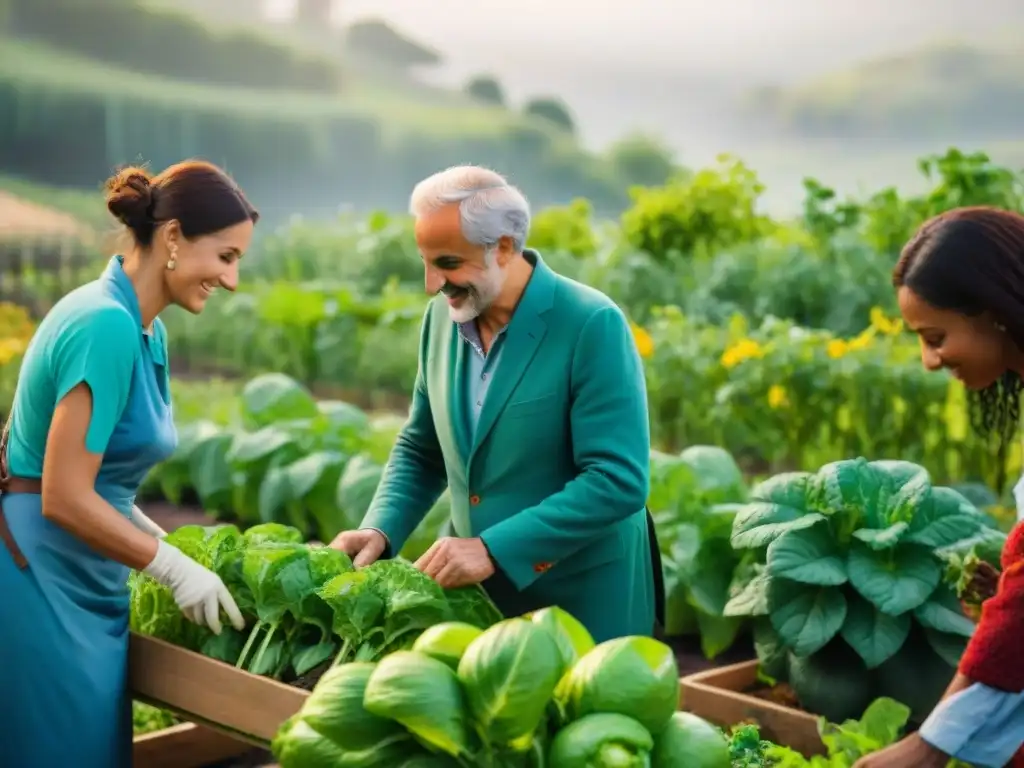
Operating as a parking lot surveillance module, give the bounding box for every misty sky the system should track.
[259,0,1024,208]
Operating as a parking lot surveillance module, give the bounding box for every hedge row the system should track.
[0,81,629,222]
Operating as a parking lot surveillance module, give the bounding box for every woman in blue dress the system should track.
[0,160,257,766]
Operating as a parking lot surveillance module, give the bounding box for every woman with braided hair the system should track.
[853,206,1024,768]
[0,160,256,765]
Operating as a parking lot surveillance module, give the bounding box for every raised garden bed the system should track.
[680,659,826,757]
[132,722,252,768]
[128,632,319,746]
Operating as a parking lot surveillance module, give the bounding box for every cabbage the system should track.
[270,664,423,767]
[556,635,680,735]
[363,651,473,758]
[528,606,595,670]
[412,622,483,670]
[548,712,653,767]
[651,712,730,767]
[273,606,729,768]
[458,618,564,746]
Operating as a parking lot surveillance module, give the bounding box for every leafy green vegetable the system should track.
[363,651,474,759]
[548,712,653,767]
[132,702,178,736]
[725,458,990,722]
[556,635,680,736]
[273,607,724,768]
[650,446,752,660]
[650,711,730,767]
[458,618,564,747]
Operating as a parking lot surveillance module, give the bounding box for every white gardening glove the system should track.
[130,504,167,538]
[143,539,245,635]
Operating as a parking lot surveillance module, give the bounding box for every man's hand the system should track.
[330,528,387,568]
[851,735,950,768]
[415,537,495,588]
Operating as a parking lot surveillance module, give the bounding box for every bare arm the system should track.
[41,383,157,571]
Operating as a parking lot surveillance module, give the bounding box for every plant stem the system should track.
[236,623,264,669]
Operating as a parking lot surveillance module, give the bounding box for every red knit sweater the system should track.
[957,521,1024,767]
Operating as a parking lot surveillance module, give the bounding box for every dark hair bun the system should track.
[105,166,154,240]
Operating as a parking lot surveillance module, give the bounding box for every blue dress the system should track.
[0,255,177,767]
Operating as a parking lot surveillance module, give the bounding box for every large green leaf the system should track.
[882,471,931,526]
[852,522,909,551]
[839,592,911,668]
[847,541,941,615]
[767,578,847,657]
[904,487,986,549]
[723,569,770,617]
[241,372,319,429]
[695,610,744,660]
[731,502,825,550]
[678,445,747,502]
[923,628,970,668]
[749,471,814,508]
[765,522,847,586]
[807,458,887,528]
[913,586,976,638]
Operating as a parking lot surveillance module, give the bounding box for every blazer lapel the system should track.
[467,250,556,465]
[448,331,472,461]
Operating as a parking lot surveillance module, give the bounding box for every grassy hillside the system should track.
[0,39,520,137]
[737,40,1024,141]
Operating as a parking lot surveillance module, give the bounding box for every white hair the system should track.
[409,166,531,252]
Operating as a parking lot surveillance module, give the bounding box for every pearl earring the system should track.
[166,245,177,271]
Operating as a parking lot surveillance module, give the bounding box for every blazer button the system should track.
[470,494,481,506]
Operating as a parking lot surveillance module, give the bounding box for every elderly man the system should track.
[329,165,662,641]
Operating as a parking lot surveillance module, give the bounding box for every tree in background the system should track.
[606,134,679,188]
[343,18,442,71]
[524,96,576,134]
[465,75,506,107]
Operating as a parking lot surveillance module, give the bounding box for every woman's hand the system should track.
[143,540,245,635]
[851,734,950,768]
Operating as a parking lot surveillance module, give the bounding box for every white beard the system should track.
[446,253,507,323]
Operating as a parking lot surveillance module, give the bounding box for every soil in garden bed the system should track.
[662,630,757,677]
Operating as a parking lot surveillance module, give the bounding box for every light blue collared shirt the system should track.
[458,320,508,438]
[919,682,1024,767]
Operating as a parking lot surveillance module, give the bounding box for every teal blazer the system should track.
[361,250,655,641]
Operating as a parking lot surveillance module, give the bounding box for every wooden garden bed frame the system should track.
[128,632,311,748]
[680,659,826,757]
[132,721,252,768]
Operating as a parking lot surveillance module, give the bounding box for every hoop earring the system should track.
[166,244,178,271]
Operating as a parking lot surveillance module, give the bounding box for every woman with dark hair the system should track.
[853,206,1024,767]
[0,160,258,766]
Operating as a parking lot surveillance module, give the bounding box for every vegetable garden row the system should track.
[3,146,1022,764]
[128,504,992,766]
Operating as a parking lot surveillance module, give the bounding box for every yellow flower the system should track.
[847,328,875,351]
[0,337,27,366]
[721,338,764,368]
[869,306,903,335]
[826,339,848,359]
[631,323,655,359]
[767,384,789,409]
